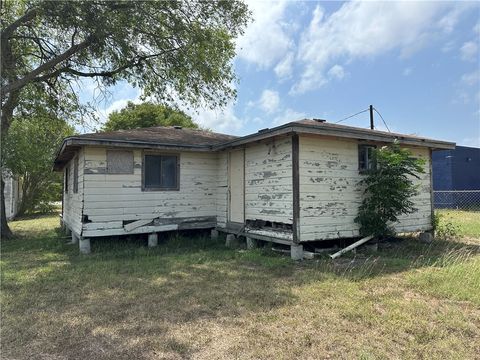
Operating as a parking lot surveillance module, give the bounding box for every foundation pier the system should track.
[79,238,91,254]
[148,233,158,247]
[291,244,304,260]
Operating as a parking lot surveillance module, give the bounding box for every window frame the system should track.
[73,156,79,193]
[141,151,180,191]
[358,144,377,173]
[106,149,134,174]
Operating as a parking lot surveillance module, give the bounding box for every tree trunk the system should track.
[1,177,13,239]
[1,90,20,239]
[16,177,31,217]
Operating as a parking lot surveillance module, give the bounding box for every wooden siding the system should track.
[298,135,432,241]
[216,152,228,227]
[81,147,218,237]
[244,136,293,224]
[63,148,84,236]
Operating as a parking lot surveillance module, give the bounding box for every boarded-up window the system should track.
[143,154,179,190]
[358,145,376,172]
[64,166,69,193]
[107,150,134,174]
[73,156,79,193]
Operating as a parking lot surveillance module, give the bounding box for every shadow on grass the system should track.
[2,223,479,359]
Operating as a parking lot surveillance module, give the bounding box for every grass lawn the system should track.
[437,209,480,238]
[2,214,479,359]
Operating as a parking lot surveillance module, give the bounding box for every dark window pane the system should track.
[358,146,366,170]
[367,147,375,170]
[144,154,178,189]
[144,155,162,188]
[358,145,376,171]
[161,156,177,188]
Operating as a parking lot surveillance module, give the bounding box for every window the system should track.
[358,145,376,172]
[143,153,179,190]
[73,156,79,193]
[107,150,134,174]
[64,166,69,193]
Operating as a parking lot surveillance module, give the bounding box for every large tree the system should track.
[103,102,198,132]
[0,0,249,237]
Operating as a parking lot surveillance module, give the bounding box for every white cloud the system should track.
[452,90,471,105]
[474,22,480,35]
[236,0,293,69]
[441,41,455,53]
[437,3,472,33]
[291,2,472,94]
[460,41,479,61]
[461,70,480,86]
[403,67,413,76]
[327,64,346,80]
[273,108,306,126]
[258,89,280,114]
[95,89,142,124]
[274,52,295,79]
[186,102,244,133]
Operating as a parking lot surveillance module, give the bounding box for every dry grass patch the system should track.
[2,214,479,359]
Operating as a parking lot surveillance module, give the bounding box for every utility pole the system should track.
[369,105,374,130]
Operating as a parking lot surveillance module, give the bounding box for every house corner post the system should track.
[291,133,303,260]
[429,148,435,239]
[292,133,300,244]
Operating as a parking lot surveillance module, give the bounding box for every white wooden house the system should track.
[54,120,454,257]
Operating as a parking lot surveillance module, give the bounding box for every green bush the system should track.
[432,212,459,239]
[355,142,425,237]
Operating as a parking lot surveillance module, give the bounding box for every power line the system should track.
[335,108,369,124]
[373,107,391,132]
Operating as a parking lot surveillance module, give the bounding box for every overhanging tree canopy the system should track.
[1,1,249,122]
[0,0,250,237]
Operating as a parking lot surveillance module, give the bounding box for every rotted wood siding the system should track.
[298,135,432,241]
[63,148,84,236]
[244,136,293,224]
[81,147,218,237]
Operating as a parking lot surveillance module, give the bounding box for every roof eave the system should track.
[214,122,455,150]
[53,136,216,170]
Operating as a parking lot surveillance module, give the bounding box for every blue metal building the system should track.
[432,145,480,208]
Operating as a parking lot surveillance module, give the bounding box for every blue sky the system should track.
[80,1,480,147]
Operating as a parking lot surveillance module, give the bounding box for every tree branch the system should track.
[32,50,176,83]
[0,36,95,97]
[1,7,38,39]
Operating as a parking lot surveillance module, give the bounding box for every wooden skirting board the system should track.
[82,216,216,237]
[216,227,294,246]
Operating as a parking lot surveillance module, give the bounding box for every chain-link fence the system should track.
[433,190,480,211]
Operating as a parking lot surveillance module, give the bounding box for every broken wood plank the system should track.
[177,221,216,230]
[329,235,374,259]
[124,219,153,232]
